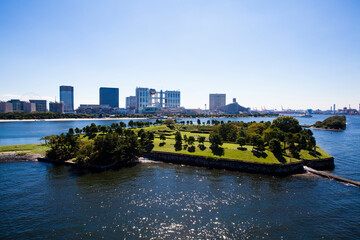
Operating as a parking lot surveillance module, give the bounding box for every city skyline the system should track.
[0,0,359,110]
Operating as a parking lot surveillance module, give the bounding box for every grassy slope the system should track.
[0,144,49,154]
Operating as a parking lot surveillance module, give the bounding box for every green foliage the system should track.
[187,136,195,145]
[269,138,282,155]
[164,119,176,129]
[272,116,302,133]
[197,136,206,144]
[216,122,238,142]
[250,134,265,151]
[209,132,223,148]
[237,137,246,148]
[313,116,346,130]
[44,133,79,161]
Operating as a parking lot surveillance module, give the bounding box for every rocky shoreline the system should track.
[0,153,44,163]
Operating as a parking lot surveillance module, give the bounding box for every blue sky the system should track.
[0,0,359,110]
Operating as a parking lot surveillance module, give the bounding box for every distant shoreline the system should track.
[0,117,148,123]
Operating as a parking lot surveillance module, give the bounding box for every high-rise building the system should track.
[135,87,181,113]
[29,100,47,112]
[0,102,13,113]
[100,87,119,108]
[126,96,137,109]
[164,90,180,108]
[49,101,64,114]
[60,86,74,113]
[209,94,226,112]
[136,87,150,113]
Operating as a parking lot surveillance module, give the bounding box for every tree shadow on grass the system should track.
[252,150,268,158]
[274,153,287,163]
[237,147,247,151]
[210,146,224,156]
[159,142,166,147]
[309,150,322,158]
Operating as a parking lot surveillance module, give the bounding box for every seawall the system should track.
[144,151,304,176]
[302,157,335,170]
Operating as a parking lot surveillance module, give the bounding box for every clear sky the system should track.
[0,0,359,110]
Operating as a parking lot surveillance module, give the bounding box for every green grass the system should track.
[153,138,300,164]
[0,143,49,154]
[299,147,332,159]
[140,125,332,164]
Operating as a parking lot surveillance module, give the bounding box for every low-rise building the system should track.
[126,96,137,109]
[29,100,47,112]
[0,102,13,113]
[49,102,65,114]
[22,102,36,113]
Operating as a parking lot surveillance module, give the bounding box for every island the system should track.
[19,116,332,175]
[312,116,346,131]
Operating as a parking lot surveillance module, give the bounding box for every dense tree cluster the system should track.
[43,123,155,167]
[313,116,346,130]
[209,116,317,157]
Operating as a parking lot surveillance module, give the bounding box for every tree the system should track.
[175,131,182,143]
[75,127,82,134]
[128,120,134,128]
[217,122,238,142]
[174,131,182,151]
[197,119,201,125]
[269,138,282,155]
[209,132,223,148]
[251,134,264,151]
[68,128,74,135]
[237,137,246,149]
[100,125,108,133]
[119,122,127,128]
[187,136,195,145]
[272,116,301,133]
[164,119,175,129]
[197,136,205,145]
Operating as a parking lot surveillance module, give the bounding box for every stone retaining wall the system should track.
[302,157,335,170]
[144,151,304,176]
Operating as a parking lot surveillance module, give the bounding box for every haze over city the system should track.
[0,0,359,110]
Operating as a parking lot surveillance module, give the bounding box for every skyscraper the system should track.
[209,94,226,112]
[99,87,119,108]
[60,86,74,113]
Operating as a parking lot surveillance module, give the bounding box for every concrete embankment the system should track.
[144,151,304,176]
[304,166,360,188]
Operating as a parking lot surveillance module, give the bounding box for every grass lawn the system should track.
[0,143,49,154]
[153,138,301,164]
[299,147,332,159]
[143,125,332,164]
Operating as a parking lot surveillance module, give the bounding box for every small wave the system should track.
[137,157,160,164]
